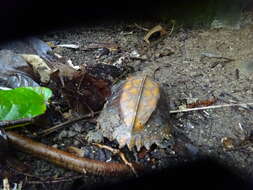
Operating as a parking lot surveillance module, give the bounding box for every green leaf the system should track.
[0,87,53,121]
[23,87,53,103]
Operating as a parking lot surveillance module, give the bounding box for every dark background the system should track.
[1,0,252,41]
[71,157,253,190]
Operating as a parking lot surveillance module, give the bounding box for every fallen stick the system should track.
[6,131,141,176]
[37,111,100,136]
[170,103,253,114]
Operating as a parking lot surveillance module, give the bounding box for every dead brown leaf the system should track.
[144,25,167,44]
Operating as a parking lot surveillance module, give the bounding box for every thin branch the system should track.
[0,118,35,128]
[6,131,141,176]
[200,52,235,62]
[38,112,100,136]
[170,103,253,114]
[93,143,138,177]
[27,175,83,184]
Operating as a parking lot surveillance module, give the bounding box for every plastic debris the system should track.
[0,50,39,88]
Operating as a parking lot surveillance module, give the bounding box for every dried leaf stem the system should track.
[6,131,141,176]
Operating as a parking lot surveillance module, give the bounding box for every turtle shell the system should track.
[97,75,172,150]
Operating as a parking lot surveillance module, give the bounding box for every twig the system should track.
[200,53,235,62]
[170,103,253,114]
[27,175,83,184]
[9,165,82,186]
[38,112,100,136]
[93,143,139,177]
[0,118,35,128]
[6,131,141,176]
[57,44,80,49]
[168,20,175,36]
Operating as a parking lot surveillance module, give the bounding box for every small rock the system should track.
[130,50,140,58]
[67,130,77,138]
[73,123,83,133]
[58,130,68,139]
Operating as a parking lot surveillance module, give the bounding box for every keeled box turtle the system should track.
[87,75,172,151]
